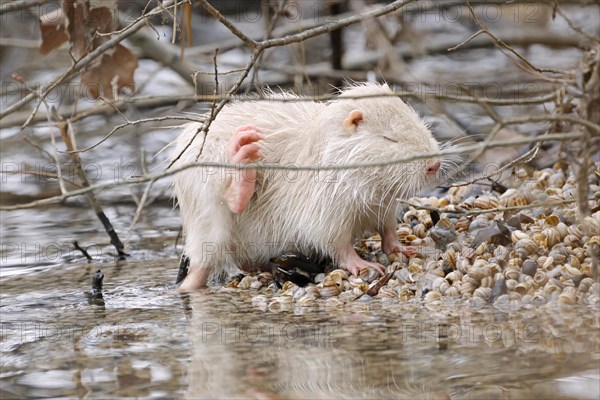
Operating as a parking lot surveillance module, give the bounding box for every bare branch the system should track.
[1,131,589,211]
[197,0,257,49]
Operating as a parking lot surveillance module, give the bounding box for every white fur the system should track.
[169,83,441,280]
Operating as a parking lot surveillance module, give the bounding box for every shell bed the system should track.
[221,161,600,312]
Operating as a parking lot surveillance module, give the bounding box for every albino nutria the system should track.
[170,83,443,291]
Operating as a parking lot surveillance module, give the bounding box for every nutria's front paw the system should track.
[382,227,416,257]
[340,259,385,277]
[382,241,417,258]
[338,244,385,277]
[224,125,263,214]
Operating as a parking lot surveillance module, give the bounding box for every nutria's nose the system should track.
[426,161,441,175]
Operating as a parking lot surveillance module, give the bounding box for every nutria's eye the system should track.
[383,136,398,143]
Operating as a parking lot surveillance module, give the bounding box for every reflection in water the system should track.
[0,261,598,399]
[184,289,600,399]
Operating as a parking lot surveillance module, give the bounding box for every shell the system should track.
[474,195,499,209]
[225,161,600,309]
[564,235,581,247]
[461,246,476,259]
[445,270,463,283]
[556,222,569,239]
[402,209,419,224]
[352,284,369,295]
[511,230,529,243]
[541,228,561,248]
[237,275,254,289]
[431,276,447,291]
[516,167,529,180]
[473,287,492,300]
[499,188,518,207]
[317,283,342,298]
[582,215,600,234]
[441,247,458,269]
[359,267,380,283]
[493,245,510,261]
[398,288,415,301]
[297,296,317,306]
[505,279,519,291]
[459,278,478,295]
[413,223,427,238]
[377,287,398,298]
[467,266,484,281]
[515,238,538,256]
[480,276,495,288]
[424,290,442,302]
[567,225,584,239]
[504,268,521,281]
[544,215,560,227]
[558,287,578,305]
[475,242,491,256]
[455,217,471,232]
[543,281,562,294]
[514,283,530,296]
[579,277,595,293]
[250,279,264,290]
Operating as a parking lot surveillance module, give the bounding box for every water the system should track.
[1,256,599,399]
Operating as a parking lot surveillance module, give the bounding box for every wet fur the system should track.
[170,83,442,281]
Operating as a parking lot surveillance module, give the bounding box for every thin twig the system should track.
[73,241,93,262]
[465,0,564,76]
[195,48,221,162]
[556,5,599,43]
[1,90,561,128]
[0,0,47,15]
[447,30,485,52]
[197,0,257,49]
[399,197,594,217]
[58,119,127,258]
[71,115,205,154]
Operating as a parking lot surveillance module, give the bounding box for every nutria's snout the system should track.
[426,160,441,176]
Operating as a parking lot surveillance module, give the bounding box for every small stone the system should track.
[522,260,537,277]
[490,278,507,303]
[377,252,390,267]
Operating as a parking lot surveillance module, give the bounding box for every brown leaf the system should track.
[64,0,91,59]
[39,8,68,55]
[80,44,138,99]
[39,0,137,100]
[89,6,114,35]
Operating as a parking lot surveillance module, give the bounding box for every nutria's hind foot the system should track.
[338,244,385,277]
[224,125,263,214]
[177,267,211,292]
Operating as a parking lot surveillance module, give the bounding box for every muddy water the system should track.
[1,254,599,399]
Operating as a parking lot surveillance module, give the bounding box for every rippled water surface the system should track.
[1,254,599,399]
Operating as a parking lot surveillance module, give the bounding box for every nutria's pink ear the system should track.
[343,110,363,132]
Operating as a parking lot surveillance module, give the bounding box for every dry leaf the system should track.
[64,0,90,59]
[39,0,137,100]
[80,44,138,99]
[39,8,68,55]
